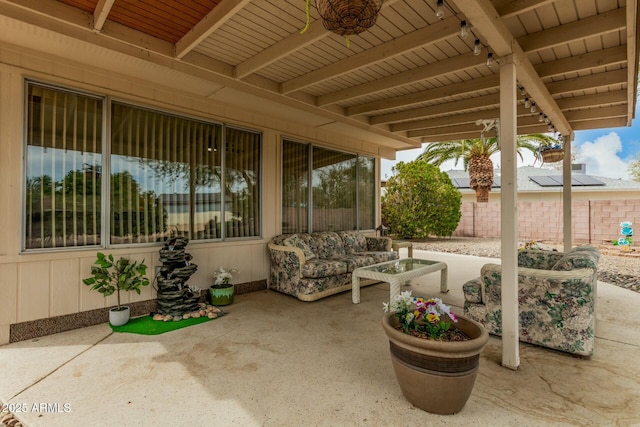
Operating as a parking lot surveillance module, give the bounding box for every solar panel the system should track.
[453,178,471,188]
[530,175,605,187]
[529,176,561,187]
[572,175,605,186]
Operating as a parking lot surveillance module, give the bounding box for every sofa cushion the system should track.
[302,259,348,278]
[551,248,599,271]
[312,232,346,259]
[360,251,398,263]
[338,231,367,254]
[335,254,376,272]
[462,278,483,303]
[283,234,316,260]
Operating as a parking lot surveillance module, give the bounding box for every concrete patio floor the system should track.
[1,250,639,427]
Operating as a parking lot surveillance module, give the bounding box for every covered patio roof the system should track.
[1,0,638,371]
[0,0,637,153]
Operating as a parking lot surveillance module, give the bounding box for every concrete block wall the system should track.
[453,200,639,243]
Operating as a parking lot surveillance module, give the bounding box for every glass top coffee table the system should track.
[351,258,448,304]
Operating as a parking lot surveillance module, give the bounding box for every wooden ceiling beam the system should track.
[494,0,557,18]
[370,70,626,132]
[236,0,405,79]
[347,75,500,116]
[365,49,627,124]
[535,45,627,79]
[402,108,546,138]
[518,7,626,53]
[175,0,250,59]
[453,0,572,135]
[373,93,501,125]
[572,117,627,130]
[545,69,627,95]
[563,105,628,122]
[317,51,486,107]
[556,90,627,110]
[281,17,461,94]
[93,0,115,31]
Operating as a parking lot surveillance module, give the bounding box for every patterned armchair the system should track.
[268,231,398,301]
[462,246,600,356]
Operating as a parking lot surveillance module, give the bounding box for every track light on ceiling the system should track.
[530,102,537,113]
[538,113,544,122]
[544,115,550,124]
[486,52,494,67]
[436,0,445,18]
[473,39,481,55]
[460,20,468,38]
[524,97,531,109]
[520,86,527,96]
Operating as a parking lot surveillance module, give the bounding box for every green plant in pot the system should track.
[382,291,488,415]
[83,252,150,326]
[210,267,238,306]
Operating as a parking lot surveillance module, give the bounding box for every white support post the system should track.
[499,56,520,370]
[562,135,573,253]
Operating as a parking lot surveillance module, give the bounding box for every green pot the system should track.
[210,284,234,306]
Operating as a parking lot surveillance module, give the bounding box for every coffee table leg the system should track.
[352,274,361,304]
[440,265,448,293]
[389,279,401,303]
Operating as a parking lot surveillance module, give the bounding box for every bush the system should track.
[382,161,461,239]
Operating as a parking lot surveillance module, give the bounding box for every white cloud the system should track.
[575,132,630,179]
[381,133,633,180]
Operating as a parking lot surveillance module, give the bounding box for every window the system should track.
[25,84,103,249]
[282,139,375,233]
[24,82,261,250]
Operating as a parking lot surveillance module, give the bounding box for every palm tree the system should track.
[417,132,559,202]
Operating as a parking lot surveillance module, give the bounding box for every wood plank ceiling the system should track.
[2,0,638,151]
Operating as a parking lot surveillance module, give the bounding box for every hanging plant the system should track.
[302,0,384,36]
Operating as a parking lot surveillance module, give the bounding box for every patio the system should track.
[2,250,639,426]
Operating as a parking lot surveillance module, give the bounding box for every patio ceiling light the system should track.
[436,0,445,18]
[460,20,468,38]
[474,39,481,55]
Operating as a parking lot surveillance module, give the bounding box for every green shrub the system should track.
[382,161,461,239]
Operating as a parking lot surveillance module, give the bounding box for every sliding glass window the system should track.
[24,82,261,250]
[110,103,225,244]
[25,84,103,249]
[282,139,375,233]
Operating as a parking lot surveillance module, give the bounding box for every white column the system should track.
[562,135,573,253]
[499,56,520,370]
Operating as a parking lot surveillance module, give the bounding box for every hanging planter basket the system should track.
[541,148,564,163]
[315,0,384,36]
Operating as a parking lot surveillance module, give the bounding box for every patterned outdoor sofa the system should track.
[462,246,600,357]
[268,231,398,301]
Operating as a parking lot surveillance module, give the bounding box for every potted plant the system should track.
[83,252,150,326]
[382,291,489,415]
[538,137,564,163]
[209,267,238,306]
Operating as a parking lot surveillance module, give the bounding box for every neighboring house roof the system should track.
[446,166,640,193]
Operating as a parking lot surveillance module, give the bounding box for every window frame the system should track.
[281,137,376,234]
[22,80,263,252]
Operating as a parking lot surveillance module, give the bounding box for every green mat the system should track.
[110,314,216,335]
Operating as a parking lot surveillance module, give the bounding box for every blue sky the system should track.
[381,105,640,181]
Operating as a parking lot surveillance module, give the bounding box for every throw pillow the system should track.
[283,235,316,260]
[551,251,598,271]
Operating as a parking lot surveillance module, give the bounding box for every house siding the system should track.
[0,39,387,343]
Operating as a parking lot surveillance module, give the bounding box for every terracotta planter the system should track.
[210,284,234,306]
[381,312,489,415]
